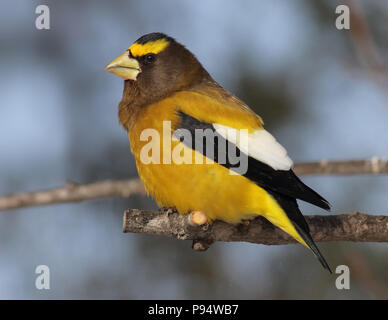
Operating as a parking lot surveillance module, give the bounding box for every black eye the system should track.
[143,53,156,65]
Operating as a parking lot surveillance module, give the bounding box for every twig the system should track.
[123,208,388,250]
[344,0,385,72]
[0,179,145,211]
[0,158,387,211]
[292,157,388,176]
[342,0,388,101]
[346,251,388,299]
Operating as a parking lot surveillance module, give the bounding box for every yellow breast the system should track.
[127,92,269,223]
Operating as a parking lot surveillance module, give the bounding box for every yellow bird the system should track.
[106,32,331,272]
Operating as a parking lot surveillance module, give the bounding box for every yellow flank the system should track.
[264,197,308,247]
[128,90,307,247]
[129,39,170,57]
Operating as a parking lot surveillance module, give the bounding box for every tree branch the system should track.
[123,208,388,249]
[292,157,388,176]
[0,158,387,211]
[0,179,145,211]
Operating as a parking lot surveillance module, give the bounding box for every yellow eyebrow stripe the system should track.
[129,39,170,57]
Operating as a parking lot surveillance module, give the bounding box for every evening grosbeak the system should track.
[105,32,331,272]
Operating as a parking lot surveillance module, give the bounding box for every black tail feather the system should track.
[290,171,331,211]
[292,222,332,273]
[268,190,332,273]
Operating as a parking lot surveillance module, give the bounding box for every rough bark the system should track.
[123,208,388,249]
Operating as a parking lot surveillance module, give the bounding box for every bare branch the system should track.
[123,208,388,248]
[342,0,388,101]
[0,179,145,211]
[345,0,385,72]
[0,158,387,211]
[293,157,388,176]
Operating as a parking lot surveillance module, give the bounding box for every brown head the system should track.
[105,33,211,108]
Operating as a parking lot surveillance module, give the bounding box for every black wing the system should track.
[175,111,332,272]
[175,111,331,211]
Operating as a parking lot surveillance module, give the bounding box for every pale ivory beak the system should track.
[105,51,140,80]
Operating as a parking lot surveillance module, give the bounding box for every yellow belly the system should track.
[134,150,267,223]
[133,148,306,247]
[127,99,305,244]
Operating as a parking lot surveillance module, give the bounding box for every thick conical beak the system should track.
[105,51,140,80]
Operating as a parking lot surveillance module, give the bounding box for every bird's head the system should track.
[105,33,210,102]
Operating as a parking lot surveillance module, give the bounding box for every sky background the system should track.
[0,0,387,299]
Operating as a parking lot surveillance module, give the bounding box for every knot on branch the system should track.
[123,208,388,246]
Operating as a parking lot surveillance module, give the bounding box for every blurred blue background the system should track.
[0,0,387,299]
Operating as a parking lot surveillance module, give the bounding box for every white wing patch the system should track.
[212,123,293,171]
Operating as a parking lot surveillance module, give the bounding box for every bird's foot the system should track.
[187,211,213,252]
[188,210,208,226]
